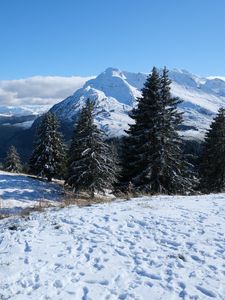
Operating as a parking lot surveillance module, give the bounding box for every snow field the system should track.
[1,191,225,299]
[0,171,63,214]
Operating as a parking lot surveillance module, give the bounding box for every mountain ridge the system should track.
[49,67,225,140]
[1,67,225,161]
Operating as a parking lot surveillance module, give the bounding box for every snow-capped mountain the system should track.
[0,75,92,129]
[0,105,51,129]
[50,68,146,137]
[2,67,225,161]
[50,67,225,140]
[0,105,50,117]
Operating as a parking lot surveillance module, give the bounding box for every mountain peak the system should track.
[81,67,142,106]
[48,67,225,140]
[104,67,122,75]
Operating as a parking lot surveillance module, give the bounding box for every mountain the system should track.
[0,105,51,129]
[0,74,93,127]
[50,67,225,141]
[1,67,225,162]
[50,68,145,138]
[0,105,50,117]
[0,76,91,161]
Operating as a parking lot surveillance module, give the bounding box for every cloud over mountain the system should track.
[0,76,93,106]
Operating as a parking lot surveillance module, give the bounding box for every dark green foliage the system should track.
[4,145,22,173]
[183,139,202,181]
[122,67,193,194]
[66,99,118,197]
[29,112,66,181]
[199,108,225,192]
[0,125,24,162]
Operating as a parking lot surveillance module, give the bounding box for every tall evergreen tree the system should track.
[199,107,225,192]
[4,145,22,173]
[66,99,118,197]
[122,67,193,194]
[29,112,66,181]
[158,68,194,192]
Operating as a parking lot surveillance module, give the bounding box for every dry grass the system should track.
[0,198,11,219]
[114,190,140,201]
[0,199,58,220]
[0,186,120,220]
[0,192,115,220]
[19,200,56,217]
[60,189,115,208]
[0,213,9,220]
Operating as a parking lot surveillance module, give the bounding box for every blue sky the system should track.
[0,0,225,79]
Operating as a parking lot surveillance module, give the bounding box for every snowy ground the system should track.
[0,171,63,214]
[0,172,225,299]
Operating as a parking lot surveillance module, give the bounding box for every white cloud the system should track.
[0,75,94,106]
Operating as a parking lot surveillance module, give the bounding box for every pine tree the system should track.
[122,67,193,194]
[66,99,118,197]
[29,112,66,181]
[199,108,225,192]
[4,145,22,173]
[121,67,162,191]
[158,67,194,193]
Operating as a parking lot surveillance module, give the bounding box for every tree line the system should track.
[2,67,225,196]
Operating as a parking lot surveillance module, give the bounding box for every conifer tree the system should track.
[122,67,193,194]
[199,107,225,192]
[29,112,66,181]
[158,67,194,192]
[66,99,118,197]
[4,145,22,173]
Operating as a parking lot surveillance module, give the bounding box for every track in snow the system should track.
[0,192,225,299]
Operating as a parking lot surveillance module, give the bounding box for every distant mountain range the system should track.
[0,105,51,128]
[1,67,225,160]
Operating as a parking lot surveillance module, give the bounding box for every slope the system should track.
[0,171,63,214]
[0,191,225,299]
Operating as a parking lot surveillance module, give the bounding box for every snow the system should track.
[0,171,225,299]
[86,68,142,106]
[50,68,143,137]
[0,105,51,117]
[50,67,225,140]
[51,85,134,138]
[0,171,63,214]
[0,75,93,128]
[1,68,225,139]
[0,105,52,129]
[207,76,225,82]
[1,120,36,129]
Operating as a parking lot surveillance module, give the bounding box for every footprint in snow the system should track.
[84,253,90,262]
[24,257,29,264]
[85,279,109,286]
[82,286,89,300]
[136,268,162,280]
[53,280,63,288]
[24,241,32,252]
[103,215,110,222]
[191,255,205,264]
[178,282,187,299]
[196,286,216,298]
[208,265,217,271]
[93,258,104,270]
[115,249,127,257]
